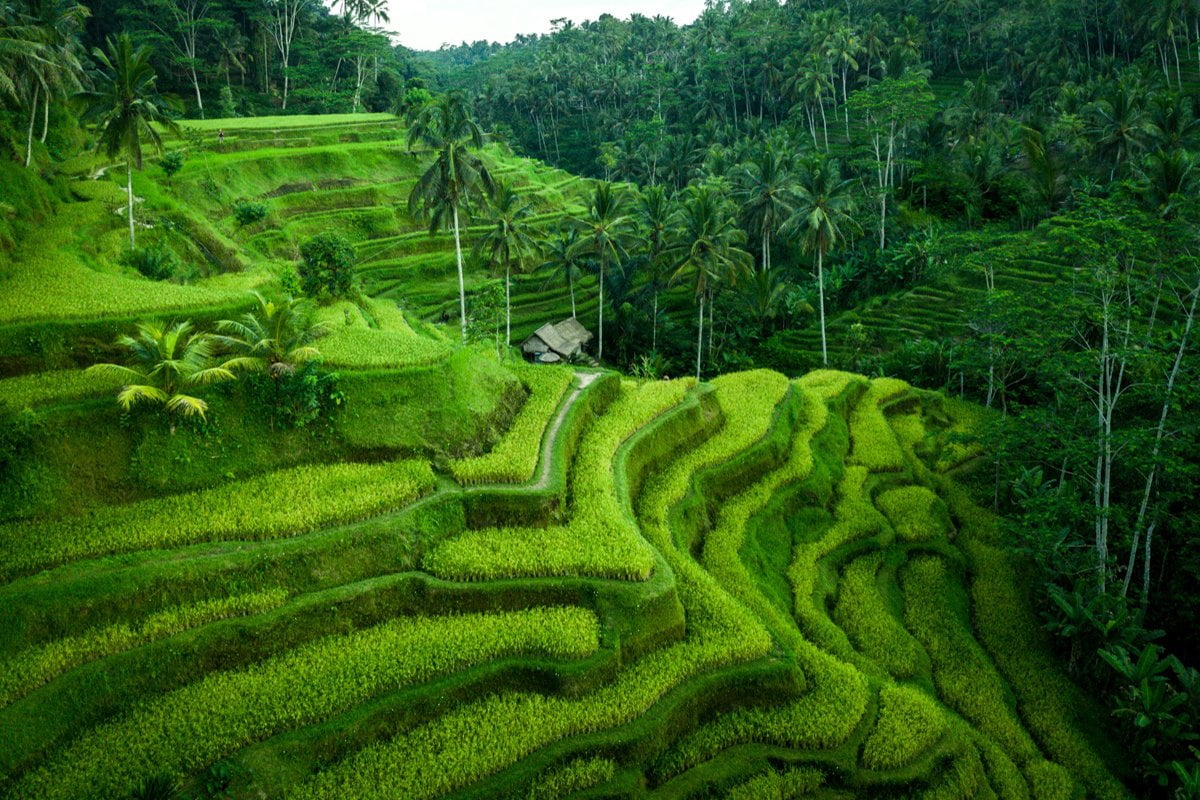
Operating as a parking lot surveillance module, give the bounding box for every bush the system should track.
[232,200,268,227]
[299,232,356,301]
[159,151,184,185]
[122,243,178,281]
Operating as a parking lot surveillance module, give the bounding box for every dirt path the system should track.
[529,370,600,490]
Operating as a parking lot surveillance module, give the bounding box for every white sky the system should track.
[387,0,708,51]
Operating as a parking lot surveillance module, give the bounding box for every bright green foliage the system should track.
[526,757,616,799]
[847,378,908,471]
[12,607,598,800]
[833,553,922,678]
[0,460,434,578]
[426,378,694,581]
[861,685,949,769]
[0,203,243,324]
[874,485,952,542]
[0,588,288,706]
[726,767,824,799]
[449,364,574,485]
[313,298,454,368]
[299,233,357,301]
[901,556,1044,769]
[0,369,123,408]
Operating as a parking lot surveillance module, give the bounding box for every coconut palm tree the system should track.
[569,183,637,363]
[408,90,494,344]
[539,227,585,320]
[664,184,752,379]
[474,180,540,347]
[87,320,241,430]
[0,3,50,104]
[213,292,325,376]
[21,0,87,165]
[77,34,180,250]
[638,184,674,351]
[733,144,796,273]
[783,156,859,366]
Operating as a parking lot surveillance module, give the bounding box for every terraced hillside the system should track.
[157,114,602,343]
[0,362,1124,798]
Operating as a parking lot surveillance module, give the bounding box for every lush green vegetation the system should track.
[1,0,1198,794]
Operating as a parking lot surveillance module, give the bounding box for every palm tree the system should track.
[474,181,539,347]
[539,228,585,320]
[213,292,325,376]
[639,185,673,351]
[664,184,751,379]
[86,321,241,430]
[0,3,50,105]
[21,0,88,166]
[408,90,494,344]
[783,157,859,366]
[77,34,179,251]
[1086,82,1154,180]
[569,183,636,363]
[1139,149,1195,218]
[733,144,796,273]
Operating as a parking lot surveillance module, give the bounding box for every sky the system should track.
[387,0,708,51]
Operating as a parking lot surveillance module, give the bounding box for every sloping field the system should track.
[0,367,1124,798]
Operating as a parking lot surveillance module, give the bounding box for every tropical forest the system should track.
[0,0,1198,796]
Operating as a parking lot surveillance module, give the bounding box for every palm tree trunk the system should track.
[818,248,827,365]
[695,291,704,380]
[597,255,605,362]
[652,292,658,351]
[40,90,49,143]
[453,204,467,343]
[191,65,205,119]
[127,158,136,250]
[505,262,511,348]
[25,86,38,168]
[569,272,576,318]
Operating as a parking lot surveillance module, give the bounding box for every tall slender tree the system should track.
[474,180,540,347]
[77,33,179,250]
[783,156,859,366]
[408,91,494,343]
[733,144,795,272]
[540,228,585,320]
[664,183,751,379]
[570,183,636,363]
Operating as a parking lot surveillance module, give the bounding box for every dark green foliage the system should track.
[243,363,341,431]
[121,243,178,281]
[129,774,178,800]
[232,201,268,228]
[298,233,356,301]
[159,151,184,185]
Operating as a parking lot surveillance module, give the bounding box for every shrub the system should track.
[232,200,268,227]
[0,459,436,578]
[159,151,184,186]
[122,243,179,281]
[299,232,356,301]
[13,607,599,800]
[861,685,949,769]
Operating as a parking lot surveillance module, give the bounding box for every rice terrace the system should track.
[1,0,1198,798]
